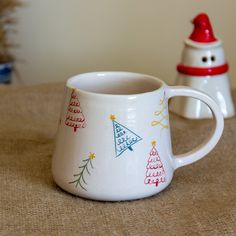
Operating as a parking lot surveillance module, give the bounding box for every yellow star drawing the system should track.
[89,152,95,160]
[110,114,116,121]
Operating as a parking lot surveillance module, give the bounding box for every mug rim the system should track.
[66,71,166,98]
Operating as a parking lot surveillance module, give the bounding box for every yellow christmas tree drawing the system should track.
[151,92,169,130]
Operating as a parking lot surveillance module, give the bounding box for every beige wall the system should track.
[14,0,236,87]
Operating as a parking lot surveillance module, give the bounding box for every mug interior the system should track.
[67,72,163,95]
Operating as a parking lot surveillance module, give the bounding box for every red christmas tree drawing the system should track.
[144,141,166,187]
[65,90,86,132]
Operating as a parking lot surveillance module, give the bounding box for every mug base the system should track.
[53,179,172,202]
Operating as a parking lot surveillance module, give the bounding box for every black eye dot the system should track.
[211,56,216,62]
[202,57,208,63]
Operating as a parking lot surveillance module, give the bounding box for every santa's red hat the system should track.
[177,13,228,76]
[189,13,217,43]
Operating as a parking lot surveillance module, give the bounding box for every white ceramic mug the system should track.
[52,71,224,201]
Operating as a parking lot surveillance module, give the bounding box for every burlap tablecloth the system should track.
[0,83,235,235]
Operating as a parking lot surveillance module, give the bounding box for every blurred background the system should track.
[12,0,236,87]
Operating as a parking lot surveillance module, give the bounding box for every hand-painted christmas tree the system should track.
[69,152,95,191]
[151,91,169,130]
[110,114,142,157]
[65,89,86,132]
[144,141,166,187]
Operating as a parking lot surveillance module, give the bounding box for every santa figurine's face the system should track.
[181,43,225,68]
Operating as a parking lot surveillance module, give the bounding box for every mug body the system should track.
[52,72,174,201]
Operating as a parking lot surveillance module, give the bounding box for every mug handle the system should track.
[166,86,224,170]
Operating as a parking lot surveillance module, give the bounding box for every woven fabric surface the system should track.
[0,83,235,236]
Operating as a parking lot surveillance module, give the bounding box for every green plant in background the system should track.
[0,0,22,84]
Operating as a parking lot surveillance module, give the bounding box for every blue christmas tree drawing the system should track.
[110,114,142,157]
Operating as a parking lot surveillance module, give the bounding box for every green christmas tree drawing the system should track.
[110,114,142,157]
[69,152,95,191]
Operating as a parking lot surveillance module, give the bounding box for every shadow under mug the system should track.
[52,71,224,201]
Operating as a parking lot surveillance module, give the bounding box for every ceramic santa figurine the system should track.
[170,13,235,119]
